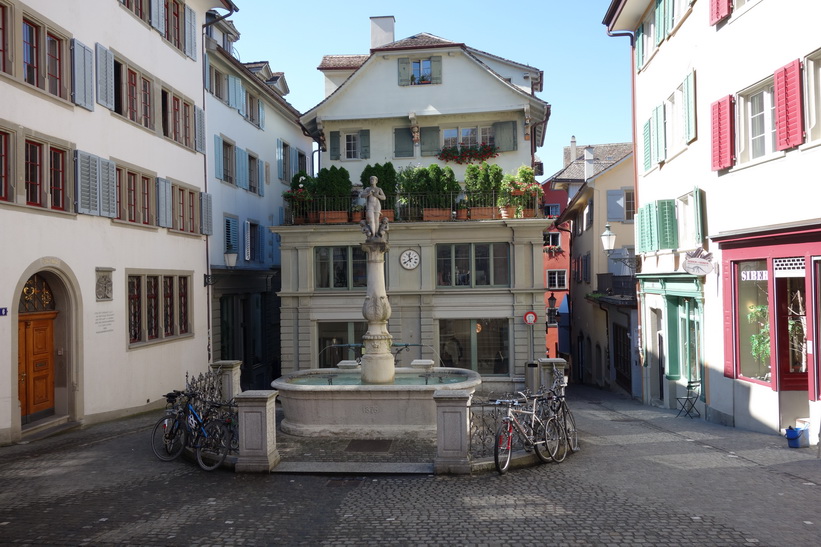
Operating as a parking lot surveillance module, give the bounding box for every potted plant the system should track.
[421,164,459,221]
[464,162,503,219]
[500,165,542,218]
[455,199,469,220]
[313,166,352,223]
[283,171,314,223]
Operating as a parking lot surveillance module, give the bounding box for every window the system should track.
[544,203,560,217]
[805,49,821,144]
[172,183,198,233]
[220,138,234,184]
[245,92,260,126]
[735,259,770,382]
[329,131,369,162]
[544,232,561,247]
[315,246,367,289]
[412,58,431,84]
[742,81,776,161]
[116,168,154,224]
[24,140,42,206]
[398,56,441,86]
[676,187,703,249]
[46,33,62,97]
[317,322,367,367]
[547,270,567,290]
[22,19,38,86]
[20,16,68,99]
[0,4,8,73]
[209,66,226,100]
[224,216,239,254]
[0,129,8,201]
[636,200,678,252]
[345,132,359,160]
[161,89,193,148]
[439,318,510,375]
[121,0,149,24]
[436,243,510,288]
[109,56,155,128]
[248,154,258,194]
[165,0,181,49]
[442,125,494,150]
[280,140,290,181]
[607,188,635,223]
[128,272,191,346]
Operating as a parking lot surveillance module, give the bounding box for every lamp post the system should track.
[600,223,636,272]
[546,292,558,357]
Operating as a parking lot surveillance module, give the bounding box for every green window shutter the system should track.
[184,6,196,60]
[200,193,213,235]
[493,121,517,152]
[394,127,414,158]
[398,58,411,86]
[646,203,659,252]
[214,135,223,179]
[156,177,172,228]
[683,71,696,143]
[692,186,703,245]
[95,43,114,110]
[236,148,249,189]
[643,119,652,172]
[70,39,94,111]
[195,106,205,154]
[99,158,117,218]
[74,150,99,215]
[654,0,664,45]
[329,131,340,160]
[430,56,442,84]
[635,208,645,253]
[359,130,370,159]
[636,24,644,69]
[665,0,674,35]
[420,126,440,156]
[276,139,284,180]
[657,199,678,249]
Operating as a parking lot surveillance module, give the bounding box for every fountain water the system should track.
[271,177,481,438]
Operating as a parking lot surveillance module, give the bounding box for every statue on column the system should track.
[360,176,388,240]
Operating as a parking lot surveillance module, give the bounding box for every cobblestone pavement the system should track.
[1,384,820,546]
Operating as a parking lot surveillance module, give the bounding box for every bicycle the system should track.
[544,390,579,463]
[493,392,559,474]
[150,390,230,471]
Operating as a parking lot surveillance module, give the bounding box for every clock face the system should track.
[400,249,420,270]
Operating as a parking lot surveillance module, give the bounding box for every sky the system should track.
[229,0,633,178]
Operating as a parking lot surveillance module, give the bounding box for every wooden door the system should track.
[18,312,57,419]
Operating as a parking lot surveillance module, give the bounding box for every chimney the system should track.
[570,136,577,165]
[584,146,595,181]
[370,16,395,49]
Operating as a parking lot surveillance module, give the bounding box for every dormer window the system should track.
[398,56,442,86]
[412,59,431,85]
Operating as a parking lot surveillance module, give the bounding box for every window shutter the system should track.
[236,148,249,189]
[257,159,265,196]
[227,75,238,109]
[645,203,659,251]
[398,58,411,86]
[774,59,804,151]
[184,6,196,60]
[289,146,298,181]
[359,130,370,159]
[244,220,251,261]
[430,56,442,84]
[692,186,703,246]
[99,158,117,218]
[276,139,284,180]
[710,95,735,170]
[683,71,696,143]
[214,135,223,179]
[654,0,665,45]
[70,39,94,111]
[665,0,674,35]
[150,0,165,34]
[394,127,414,158]
[635,207,645,253]
[607,190,625,221]
[258,101,265,129]
[204,53,210,90]
[493,121,517,152]
[635,24,644,69]
[420,126,440,156]
[74,150,99,215]
[225,217,238,252]
[657,199,678,249]
[156,177,172,228]
[200,193,213,235]
[643,119,652,172]
[653,104,666,163]
[709,0,732,26]
[237,81,246,116]
[95,43,115,111]
[194,107,205,153]
[329,131,340,160]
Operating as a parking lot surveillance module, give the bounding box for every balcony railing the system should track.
[284,192,545,225]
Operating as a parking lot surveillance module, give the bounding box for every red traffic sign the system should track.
[523,311,537,325]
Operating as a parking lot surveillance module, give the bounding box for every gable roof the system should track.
[548,143,633,185]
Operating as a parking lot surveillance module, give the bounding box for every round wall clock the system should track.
[399,249,420,270]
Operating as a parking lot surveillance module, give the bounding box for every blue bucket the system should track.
[785,426,804,448]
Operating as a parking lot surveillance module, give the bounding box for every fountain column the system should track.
[359,177,394,384]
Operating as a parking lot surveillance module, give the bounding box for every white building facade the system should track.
[0,0,234,444]
[604,0,821,439]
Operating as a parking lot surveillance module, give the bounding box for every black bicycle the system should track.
[150,390,230,471]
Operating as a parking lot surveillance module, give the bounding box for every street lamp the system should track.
[546,292,558,357]
[600,223,636,272]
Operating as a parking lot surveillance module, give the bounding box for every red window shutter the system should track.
[774,59,805,151]
[709,0,732,26]
[711,95,735,171]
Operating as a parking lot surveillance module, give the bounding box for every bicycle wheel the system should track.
[196,421,230,471]
[552,415,569,463]
[532,418,551,463]
[543,417,562,462]
[151,415,185,461]
[564,407,579,453]
[494,421,514,475]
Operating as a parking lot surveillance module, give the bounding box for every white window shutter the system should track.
[95,43,115,110]
[184,6,197,60]
[150,0,165,34]
[195,106,206,154]
[70,39,94,111]
[200,193,213,235]
[74,150,99,215]
[156,177,172,228]
[99,159,118,218]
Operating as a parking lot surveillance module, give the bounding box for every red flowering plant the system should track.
[437,143,499,164]
[283,176,314,219]
[500,166,543,212]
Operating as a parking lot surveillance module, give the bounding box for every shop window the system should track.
[774,258,807,387]
[736,259,771,382]
[318,322,366,367]
[439,318,509,375]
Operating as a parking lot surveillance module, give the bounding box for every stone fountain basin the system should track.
[271,367,482,438]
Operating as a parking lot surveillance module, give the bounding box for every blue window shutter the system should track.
[657,199,678,249]
[398,58,411,86]
[156,177,172,228]
[204,52,210,90]
[195,106,205,153]
[493,121,517,152]
[237,81,246,116]
[607,190,625,221]
[74,150,99,215]
[359,130,370,159]
[214,135,223,179]
[99,158,117,218]
[258,160,265,196]
[289,146,298,181]
[95,43,114,110]
[225,217,238,253]
[643,119,652,172]
[683,71,696,143]
[394,128,414,158]
[244,220,251,261]
[420,126,439,156]
[276,139,284,180]
[227,75,238,109]
[200,193,213,235]
[636,24,644,69]
[430,56,442,84]
[184,6,196,60]
[70,39,94,111]
[150,0,165,34]
[329,132,340,160]
[259,102,265,129]
[236,148,249,189]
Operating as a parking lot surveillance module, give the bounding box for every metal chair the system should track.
[676,380,701,418]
